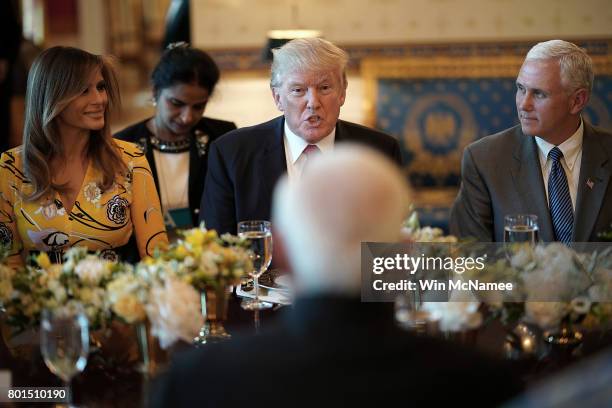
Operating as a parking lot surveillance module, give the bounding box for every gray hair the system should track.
[272,145,410,296]
[270,37,349,89]
[525,39,594,93]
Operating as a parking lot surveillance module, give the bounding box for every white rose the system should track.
[146,277,204,349]
[74,257,111,285]
[421,299,482,332]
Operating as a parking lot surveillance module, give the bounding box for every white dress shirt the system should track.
[283,122,335,182]
[535,120,584,211]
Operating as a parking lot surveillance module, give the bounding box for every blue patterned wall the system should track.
[375,75,612,231]
[376,76,612,188]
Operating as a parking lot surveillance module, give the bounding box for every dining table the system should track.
[1,292,611,407]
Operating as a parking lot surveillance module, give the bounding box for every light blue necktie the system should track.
[548,147,574,243]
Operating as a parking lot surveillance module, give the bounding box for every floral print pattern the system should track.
[0,140,168,270]
[35,200,66,220]
[84,182,102,207]
[106,195,129,224]
[0,223,12,246]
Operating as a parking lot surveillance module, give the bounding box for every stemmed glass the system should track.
[238,220,273,311]
[40,306,89,407]
[504,214,539,261]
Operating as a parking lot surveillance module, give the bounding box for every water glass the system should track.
[40,306,89,407]
[504,214,539,245]
[238,220,273,311]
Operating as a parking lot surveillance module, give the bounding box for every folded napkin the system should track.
[235,285,292,305]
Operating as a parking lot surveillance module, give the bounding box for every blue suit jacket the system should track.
[200,116,402,234]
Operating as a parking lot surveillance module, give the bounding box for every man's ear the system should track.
[271,87,284,112]
[569,88,589,115]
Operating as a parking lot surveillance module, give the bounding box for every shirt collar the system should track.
[535,118,584,171]
[284,121,336,164]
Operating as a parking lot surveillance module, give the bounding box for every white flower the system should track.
[421,294,482,332]
[510,247,534,269]
[570,296,592,315]
[146,277,204,349]
[114,295,146,323]
[524,302,568,330]
[520,244,589,301]
[74,257,112,285]
[198,251,220,278]
[62,247,88,273]
[106,273,148,323]
[48,279,67,303]
[407,227,455,242]
[403,211,420,232]
[183,256,195,268]
[83,182,102,206]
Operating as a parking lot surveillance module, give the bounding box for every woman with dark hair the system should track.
[0,46,167,269]
[115,44,236,230]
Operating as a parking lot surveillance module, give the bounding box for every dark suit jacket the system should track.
[200,116,403,234]
[451,122,612,242]
[151,296,522,407]
[114,117,236,226]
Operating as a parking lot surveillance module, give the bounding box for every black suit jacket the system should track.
[451,122,612,242]
[151,296,522,407]
[114,117,236,226]
[200,116,403,234]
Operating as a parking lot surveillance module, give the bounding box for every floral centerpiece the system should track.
[396,209,480,334]
[107,225,254,348]
[0,247,127,334]
[401,206,457,243]
[477,243,612,331]
[143,226,253,291]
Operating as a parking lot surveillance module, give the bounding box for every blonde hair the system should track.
[525,39,594,93]
[22,46,126,201]
[270,37,349,89]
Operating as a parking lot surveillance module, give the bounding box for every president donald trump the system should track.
[200,37,402,234]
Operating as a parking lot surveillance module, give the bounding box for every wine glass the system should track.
[40,306,89,407]
[238,220,273,311]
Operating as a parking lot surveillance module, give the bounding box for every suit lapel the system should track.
[188,137,202,218]
[335,120,347,143]
[259,117,287,210]
[510,129,555,241]
[574,123,611,241]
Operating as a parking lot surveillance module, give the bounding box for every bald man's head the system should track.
[272,144,411,295]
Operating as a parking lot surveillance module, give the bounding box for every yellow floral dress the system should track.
[0,139,168,270]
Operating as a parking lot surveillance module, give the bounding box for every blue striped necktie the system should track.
[548,147,574,243]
